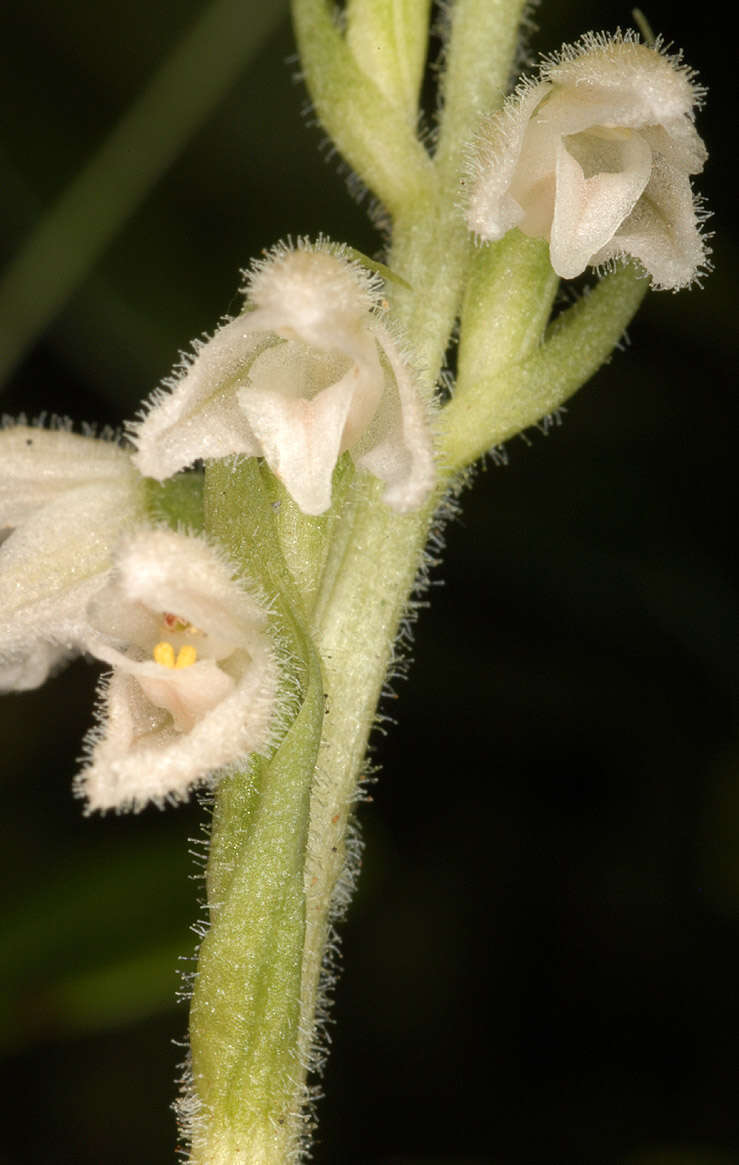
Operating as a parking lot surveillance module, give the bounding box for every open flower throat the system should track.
[154,613,203,670]
[467,32,708,289]
[135,611,228,735]
[130,240,435,516]
[77,529,277,812]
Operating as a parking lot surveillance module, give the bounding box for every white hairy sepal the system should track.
[0,425,143,691]
[466,31,708,290]
[77,527,278,813]
[129,239,435,515]
[0,422,135,527]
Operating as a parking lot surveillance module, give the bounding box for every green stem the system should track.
[456,232,559,386]
[434,0,528,190]
[287,0,538,1062]
[185,4,531,1158]
[385,0,529,392]
[185,7,650,1162]
[440,262,649,472]
[186,460,323,1164]
[291,0,434,218]
[345,0,434,123]
[298,477,437,1081]
[187,691,323,1165]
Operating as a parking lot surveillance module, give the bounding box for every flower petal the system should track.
[91,649,236,733]
[467,80,551,240]
[640,121,707,175]
[93,527,269,650]
[76,528,278,812]
[245,243,380,357]
[0,642,71,693]
[354,322,436,512]
[550,129,652,279]
[130,318,268,480]
[136,660,235,733]
[0,424,134,527]
[238,363,360,516]
[80,644,275,813]
[545,34,699,126]
[0,479,143,690]
[592,156,707,290]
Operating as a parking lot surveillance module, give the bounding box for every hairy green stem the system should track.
[440,262,649,471]
[434,0,529,188]
[385,0,529,392]
[185,3,650,1162]
[297,477,437,1086]
[186,461,323,1164]
[291,0,434,218]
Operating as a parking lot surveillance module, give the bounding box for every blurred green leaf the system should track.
[0,0,288,386]
[0,833,196,1050]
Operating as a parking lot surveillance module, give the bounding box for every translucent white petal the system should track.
[0,425,134,527]
[246,243,380,355]
[136,660,234,733]
[100,527,269,649]
[77,529,278,812]
[80,644,274,813]
[130,317,267,480]
[239,368,359,516]
[91,646,235,733]
[0,479,143,690]
[508,111,560,236]
[0,642,71,693]
[640,121,707,175]
[467,81,551,240]
[592,156,707,290]
[534,86,684,140]
[354,322,436,512]
[550,130,652,279]
[546,36,697,126]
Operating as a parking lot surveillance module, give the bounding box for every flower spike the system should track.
[466,31,708,290]
[77,527,278,813]
[130,239,435,515]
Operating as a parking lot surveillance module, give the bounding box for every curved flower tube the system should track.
[0,424,143,691]
[129,240,436,515]
[466,31,708,289]
[77,527,278,812]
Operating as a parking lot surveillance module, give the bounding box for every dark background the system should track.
[0,1,736,1163]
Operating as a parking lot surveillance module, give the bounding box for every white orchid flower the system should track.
[466,31,708,289]
[77,527,277,813]
[0,424,144,691]
[130,240,436,516]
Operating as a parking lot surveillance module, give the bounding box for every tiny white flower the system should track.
[0,424,144,691]
[466,31,708,289]
[130,240,435,515]
[77,527,278,813]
